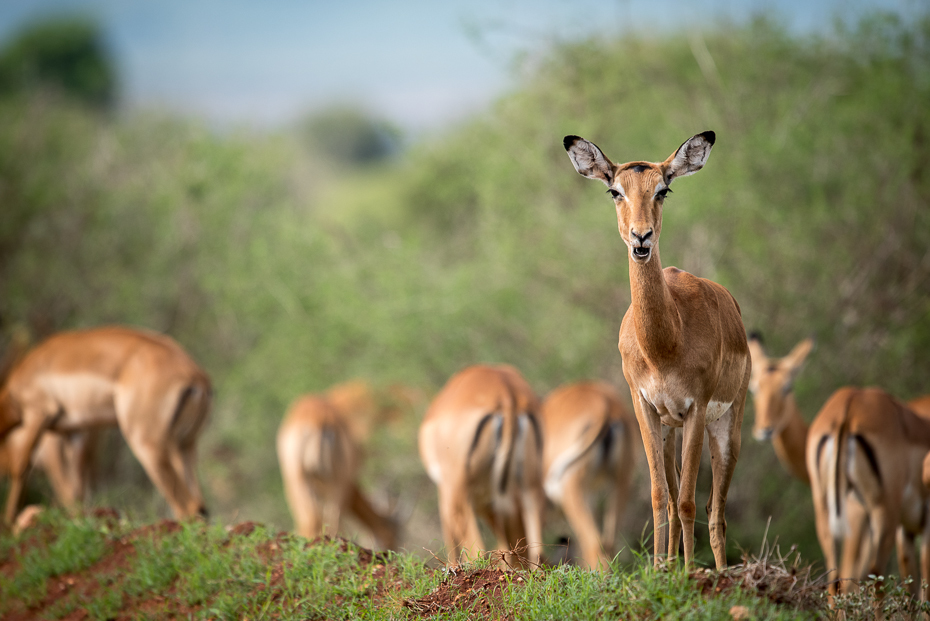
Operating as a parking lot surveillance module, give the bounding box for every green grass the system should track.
[0,509,880,620]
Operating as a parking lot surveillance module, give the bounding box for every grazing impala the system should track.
[748,334,930,599]
[0,325,212,524]
[540,381,636,570]
[418,364,544,568]
[277,381,398,550]
[564,132,750,569]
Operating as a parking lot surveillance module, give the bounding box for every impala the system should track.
[748,334,930,599]
[0,325,212,523]
[277,381,398,550]
[540,381,636,570]
[807,388,930,599]
[418,364,544,568]
[564,132,750,569]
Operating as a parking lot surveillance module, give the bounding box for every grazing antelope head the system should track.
[747,334,814,441]
[564,131,715,264]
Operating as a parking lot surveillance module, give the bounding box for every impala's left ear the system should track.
[663,131,715,184]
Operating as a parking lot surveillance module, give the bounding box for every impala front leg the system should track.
[663,426,681,561]
[3,413,49,525]
[632,395,670,566]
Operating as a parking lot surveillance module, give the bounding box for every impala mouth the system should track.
[631,246,651,261]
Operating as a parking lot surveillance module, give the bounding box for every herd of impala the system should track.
[0,132,927,604]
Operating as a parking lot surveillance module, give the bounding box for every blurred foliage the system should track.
[1,11,929,570]
[298,106,402,165]
[0,16,116,109]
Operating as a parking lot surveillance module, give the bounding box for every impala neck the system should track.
[771,393,810,485]
[628,247,682,358]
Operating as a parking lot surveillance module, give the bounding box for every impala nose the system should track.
[754,428,773,442]
[630,229,653,259]
[631,229,653,245]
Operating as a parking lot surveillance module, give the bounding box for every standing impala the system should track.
[277,381,398,550]
[540,381,636,570]
[0,325,212,523]
[418,364,545,568]
[749,334,930,599]
[564,132,750,569]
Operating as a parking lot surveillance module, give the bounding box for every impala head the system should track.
[563,131,715,264]
[747,333,814,441]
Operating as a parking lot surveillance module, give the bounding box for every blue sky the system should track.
[0,0,920,132]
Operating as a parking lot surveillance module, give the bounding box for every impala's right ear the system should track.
[563,135,615,186]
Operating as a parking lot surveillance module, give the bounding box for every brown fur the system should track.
[539,381,636,569]
[749,336,930,601]
[565,132,750,569]
[418,364,544,568]
[807,388,930,600]
[276,383,398,550]
[0,325,211,523]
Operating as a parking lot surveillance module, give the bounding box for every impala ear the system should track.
[784,337,815,375]
[663,131,715,184]
[563,135,615,187]
[746,332,767,390]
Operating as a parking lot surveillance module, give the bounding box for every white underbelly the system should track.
[40,373,118,428]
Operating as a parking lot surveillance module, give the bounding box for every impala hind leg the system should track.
[438,479,482,564]
[559,467,607,569]
[127,436,196,519]
[706,403,743,570]
[280,458,323,538]
[894,525,919,599]
[811,460,840,597]
[602,426,634,554]
[920,510,930,603]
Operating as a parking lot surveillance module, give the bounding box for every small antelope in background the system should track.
[277,381,398,550]
[0,325,212,524]
[540,381,636,570]
[564,131,750,569]
[418,364,545,568]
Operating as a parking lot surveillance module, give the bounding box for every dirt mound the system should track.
[403,565,523,619]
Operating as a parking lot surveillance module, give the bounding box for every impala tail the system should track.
[300,424,343,479]
[466,406,520,517]
[170,377,212,448]
[544,417,623,502]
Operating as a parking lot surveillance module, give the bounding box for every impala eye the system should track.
[607,189,623,200]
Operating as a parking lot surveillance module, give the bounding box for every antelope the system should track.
[807,388,930,600]
[539,381,636,570]
[276,381,399,550]
[748,334,930,599]
[0,325,212,524]
[418,364,545,568]
[564,131,750,569]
